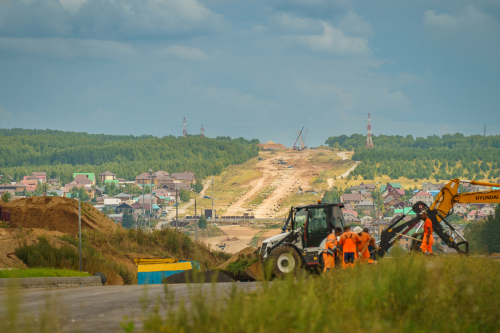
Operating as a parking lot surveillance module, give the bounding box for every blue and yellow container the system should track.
[135,259,200,285]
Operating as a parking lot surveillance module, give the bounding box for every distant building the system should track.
[98,171,117,183]
[73,173,95,185]
[410,190,433,207]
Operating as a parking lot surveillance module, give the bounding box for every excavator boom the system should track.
[378,179,500,258]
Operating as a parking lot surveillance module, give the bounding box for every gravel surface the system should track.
[163,270,234,284]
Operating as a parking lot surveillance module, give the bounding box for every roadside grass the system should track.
[13,228,231,286]
[136,254,500,333]
[249,231,264,247]
[225,257,259,275]
[15,235,132,285]
[280,192,321,211]
[0,268,90,279]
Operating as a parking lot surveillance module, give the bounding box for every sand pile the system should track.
[218,246,257,270]
[3,197,118,235]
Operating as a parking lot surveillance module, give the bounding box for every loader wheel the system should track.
[268,246,302,278]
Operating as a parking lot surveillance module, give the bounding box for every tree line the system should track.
[0,129,259,183]
[324,133,500,181]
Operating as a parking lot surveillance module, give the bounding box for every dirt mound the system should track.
[163,270,234,284]
[3,197,118,235]
[218,246,257,270]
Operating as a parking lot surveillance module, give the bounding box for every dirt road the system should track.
[1,283,258,332]
[224,159,277,216]
[200,225,262,253]
[327,152,359,189]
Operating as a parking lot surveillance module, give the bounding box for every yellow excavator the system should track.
[377,179,500,257]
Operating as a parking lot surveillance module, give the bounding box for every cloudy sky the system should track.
[0,0,499,146]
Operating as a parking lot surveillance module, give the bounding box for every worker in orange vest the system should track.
[338,225,361,269]
[323,227,343,273]
[366,228,380,264]
[420,211,434,254]
[354,226,371,264]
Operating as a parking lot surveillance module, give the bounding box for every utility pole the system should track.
[142,183,145,229]
[195,196,198,242]
[211,176,214,220]
[149,169,153,221]
[377,191,380,241]
[78,196,82,272]
[175,186,178,229]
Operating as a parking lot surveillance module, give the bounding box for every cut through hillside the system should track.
[2,196,118,235]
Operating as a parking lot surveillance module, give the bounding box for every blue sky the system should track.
[0,0,499,146]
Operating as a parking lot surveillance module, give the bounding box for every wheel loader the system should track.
[260,179,500,278]
[259,203,345,277]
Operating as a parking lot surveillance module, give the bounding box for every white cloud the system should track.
[423,5,498,38]
[0,0,224,39]
[338,10,373,37]
[59,0,86,13]
[293,21,369,56]
[0,37,138,60]
[272,12,320,33]
[154,45,209,61]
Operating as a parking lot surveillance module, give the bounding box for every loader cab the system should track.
[293,203,345,248]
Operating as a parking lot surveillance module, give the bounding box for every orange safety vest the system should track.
[358,233,371,258]
[339,231,361,253]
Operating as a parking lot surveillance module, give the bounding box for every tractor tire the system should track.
[268,245,302,278]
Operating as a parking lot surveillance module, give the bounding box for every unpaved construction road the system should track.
[1,283,258,332]
[224,149,335,218]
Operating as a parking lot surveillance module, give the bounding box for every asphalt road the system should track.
[0,282,259,332]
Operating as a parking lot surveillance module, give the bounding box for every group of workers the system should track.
[323,211,434,272]
[323,225,380,272]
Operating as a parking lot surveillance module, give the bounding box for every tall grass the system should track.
[0,268,90,279]
[137,254,500,333]
[15,236,132,285]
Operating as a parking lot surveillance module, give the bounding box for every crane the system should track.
[299,129,308,150]
[293,127,304,150]
[377,179,500,257]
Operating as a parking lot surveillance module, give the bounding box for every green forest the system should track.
[0,129,259,183]
[325,133,500,181]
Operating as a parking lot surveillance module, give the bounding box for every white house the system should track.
[410,190,434,207]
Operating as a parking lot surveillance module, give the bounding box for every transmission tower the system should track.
[201,124,205,138]
[183,117,187,137]
[365,113,373,149]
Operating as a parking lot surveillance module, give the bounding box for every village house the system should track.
[453,203,468,215]
[170,171,196,185]
[115,193,133,202]
[98,171,117,183]
[342,210,358,220]
[381,183,404,197]
[61,182,95,199]
[74,174,93,185]
[467,210,489,222]
[115,202,134,214]
[349,183,376,192]
[340,193,363,206]
[73,173,95,185]
[357,199,374,211]
[480,205,495,215]
[135,173,152,186]
[360,216,373,226]
[20,179,38,192]
[31,172,47,182]
[421,182,441,192]
[410,190,434,206]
